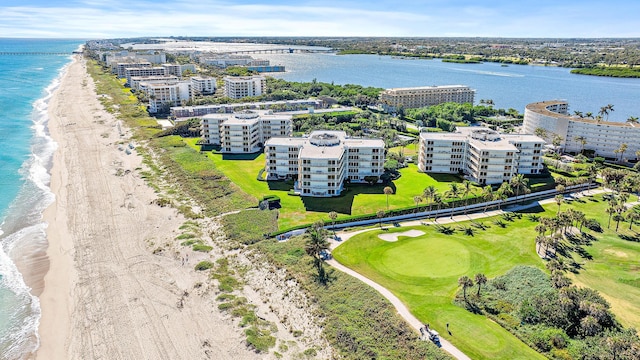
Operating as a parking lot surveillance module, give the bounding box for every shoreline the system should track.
[34,55,258,359]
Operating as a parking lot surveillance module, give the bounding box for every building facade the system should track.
[129,75,178,90]
[190,76,217,95]
[141,81,192,113]
[223,76,266,99]
[201,110,292,153]
[418,128,544,185]
[265,131,385,197]
[523,100,640,159]
[171,99,323,118]
[124,67,167,86]
[380,85,475,111]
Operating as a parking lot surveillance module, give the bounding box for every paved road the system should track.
[326,188,605,360]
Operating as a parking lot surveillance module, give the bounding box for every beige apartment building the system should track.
[380,85,475,112]
[223,76,266,99]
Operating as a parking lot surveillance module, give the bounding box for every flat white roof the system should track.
[384,85,472,92]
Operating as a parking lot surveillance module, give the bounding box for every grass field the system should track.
[184,138,465,229]
[332,192,640,359]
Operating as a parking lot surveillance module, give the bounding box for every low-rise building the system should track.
[172,99,323,118]
[265,131,385,197]
[201,110,292,153]
[418,128,544,185]
[115,61,151,78]
[380,85,475,112]
[224,75,266,99]
[523,100,640,159]
[162,63,197,76]
[129,75,178,90]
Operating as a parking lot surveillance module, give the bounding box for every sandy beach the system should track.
[33,56,259,359]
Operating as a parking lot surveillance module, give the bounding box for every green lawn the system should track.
[333,220,546,360]
[557,193,640,330]
[332,192,640,358]
[184,138,465,229]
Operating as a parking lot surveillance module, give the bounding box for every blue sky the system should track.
[2,1,639,38]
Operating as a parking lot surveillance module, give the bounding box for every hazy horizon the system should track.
[2,1,639,39]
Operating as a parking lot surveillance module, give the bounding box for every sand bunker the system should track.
[378,230,425,242]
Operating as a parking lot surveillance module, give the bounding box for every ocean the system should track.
[0,38,81,359]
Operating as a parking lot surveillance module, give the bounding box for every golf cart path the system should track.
[326,188,605,360]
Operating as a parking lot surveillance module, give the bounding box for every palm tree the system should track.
[585,112,593,119]
[534,127,548,140]
[626,209,640,230]
[475,273,487,296]
[445,183,461,219]
[554,194,565,214]
[607,104,615,120]
[536,234,548,257]
[599,105,609,120]
[551,134,564,153]
[510,174,529,204]
[328,211,338,237]
[305,223,330,282]
[617,143,628,162]
[573,110,584,118]
[535,223,547,237]
[413,195,422,212]
[606,205,616,229]
[626,116,639,125]
[573,135,587,154]
[432,194,444,222]
[383,186,394,210]
[458,275,474,302]
[461,180,473,215]
[481,185,494,213]
[423,185,437,213]
[376,210,385,228]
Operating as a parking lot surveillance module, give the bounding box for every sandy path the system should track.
[35,56,257,360]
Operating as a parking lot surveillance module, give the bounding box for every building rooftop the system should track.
[383,85,473,93]
[526,100,631,128]
[266,130,384,158]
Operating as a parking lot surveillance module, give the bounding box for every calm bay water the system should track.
[258,52,640,121]
[0,38,80,359]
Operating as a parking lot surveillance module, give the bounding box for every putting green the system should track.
[377,237,470,278]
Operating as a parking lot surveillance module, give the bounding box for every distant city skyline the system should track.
[2,0,640,39]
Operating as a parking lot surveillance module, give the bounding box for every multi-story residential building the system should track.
[124,67,167,86]
[380,85,475,112]
[107,52,166,67]
[115,61,151,78]
[201,110,292,153]
[523,100,640,159]
[418,128,544,185]
[129,75,178,90]
[200,55,254,67]
[172,99,323,118]
[223,76,266,99]
[264,131,385,197]
[161,63,196,76]
[190,76,217,95]
[141,81,192,114]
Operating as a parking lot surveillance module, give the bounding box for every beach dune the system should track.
[35,56,256,359]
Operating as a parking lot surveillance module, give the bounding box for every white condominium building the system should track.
[419,128,544,185]
[142,81,192,114]
[115,61,151,78]
[380,85,475,111]
[129,75,178,90]
[201,110,292,153]
[265,131,385,197]
[191,76,217,95]
[523,100,640,159]
[125,67,167,86]
[224,76,266,99]
[162,63,197,76]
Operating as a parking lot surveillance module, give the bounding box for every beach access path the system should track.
[35,56,257,359]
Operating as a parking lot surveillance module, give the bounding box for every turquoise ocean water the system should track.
[0,38,80,359]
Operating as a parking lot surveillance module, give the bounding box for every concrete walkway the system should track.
[326,187,605,360]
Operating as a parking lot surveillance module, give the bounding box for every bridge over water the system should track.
[216,48,334,55]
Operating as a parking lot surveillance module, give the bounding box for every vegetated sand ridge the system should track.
[33,56,330,360]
